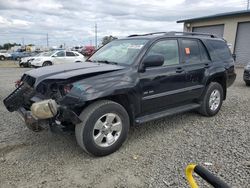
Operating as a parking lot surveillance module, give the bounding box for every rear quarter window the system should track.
[207,40,232,61]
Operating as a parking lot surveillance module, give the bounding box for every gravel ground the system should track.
[0,67,249,188]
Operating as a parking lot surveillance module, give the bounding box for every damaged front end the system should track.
[3,76,82,132]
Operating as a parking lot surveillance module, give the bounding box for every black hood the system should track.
[24,62,125,86]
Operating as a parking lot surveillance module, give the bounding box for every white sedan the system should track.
[30,50,85,67]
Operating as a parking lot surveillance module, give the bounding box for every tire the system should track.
[75,100,130,156]
[19,63,24,68]
[199,82,223,117]
[0,56,5,61]
[245,81,250,86]
[42,61,52,66]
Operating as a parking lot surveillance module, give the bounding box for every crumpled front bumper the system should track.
[17,107,48,132]
[4,83,82,132]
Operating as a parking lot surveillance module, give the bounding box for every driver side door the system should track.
[52,51,66,64]
[139,39,188,114]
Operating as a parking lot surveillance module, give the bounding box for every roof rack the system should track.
[167,31,218,38]
[128,31,218,38]
[127,32,168,37]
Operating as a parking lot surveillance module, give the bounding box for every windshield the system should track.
[89,39,148,65]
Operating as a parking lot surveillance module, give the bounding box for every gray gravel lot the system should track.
[0,67,249,188]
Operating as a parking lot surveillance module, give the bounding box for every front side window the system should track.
[182,39,201,64]
[145,39,179,66]
[55,51,65,57]
[89,39,148,65]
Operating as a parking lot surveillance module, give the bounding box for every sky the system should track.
[0,0,248,47]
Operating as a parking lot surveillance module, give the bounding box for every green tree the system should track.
[102,35,118,45]
[1,43,21,50]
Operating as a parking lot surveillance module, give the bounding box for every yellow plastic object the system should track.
[185,164,198,188]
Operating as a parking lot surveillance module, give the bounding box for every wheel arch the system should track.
[206,73,227,100]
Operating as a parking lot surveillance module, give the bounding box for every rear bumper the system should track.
[227,72,236,87]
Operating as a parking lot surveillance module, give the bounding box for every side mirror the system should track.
[232,54,236,61]
[142,55,164,70]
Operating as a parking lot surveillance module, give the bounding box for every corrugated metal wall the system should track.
[234,22,250,65]
[192,25,224,37]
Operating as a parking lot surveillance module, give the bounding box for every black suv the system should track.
[4,32,236,156]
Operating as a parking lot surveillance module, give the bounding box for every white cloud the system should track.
[0,0,246,46]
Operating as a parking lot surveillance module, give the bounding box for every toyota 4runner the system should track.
[3,32,236,156]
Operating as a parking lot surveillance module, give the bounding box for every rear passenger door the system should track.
[180,39,210,99]
[65,51,76,63]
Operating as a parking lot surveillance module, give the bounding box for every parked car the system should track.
[3,32,236,156]
[11,51,33,61]
[81,46,95,57]
[0,50,12,60]
[19,52,40,67]
[243,63,250,86]
[30,50,85,67]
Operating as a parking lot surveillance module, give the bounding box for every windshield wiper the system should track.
[93,60,118,65]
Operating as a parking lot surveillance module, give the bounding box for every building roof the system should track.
[177,10,250,23]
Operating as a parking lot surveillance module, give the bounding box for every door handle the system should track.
[204,63,210,68]
[176,67,184,73]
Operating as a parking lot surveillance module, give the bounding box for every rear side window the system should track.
[207,40,231,61]
[181,39,200,64]
[66,51,76,56]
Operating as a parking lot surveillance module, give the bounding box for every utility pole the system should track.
[95,23,97,48]
[247,0,250,10]
[46,33,49,47]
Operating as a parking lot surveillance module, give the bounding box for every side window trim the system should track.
[140,38,181,69]
[198,40,212,62]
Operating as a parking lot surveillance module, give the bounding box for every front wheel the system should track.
[199,82,223,117]
[75,100,130,156]
[42,61,52,66]
[0,56,5,61]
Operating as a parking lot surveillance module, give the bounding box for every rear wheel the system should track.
[199,82,223,116]
[42,61,52,66]
[245,81,250,86]
[75,100,130,156]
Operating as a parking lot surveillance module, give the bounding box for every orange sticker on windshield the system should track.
[185,48,190,55]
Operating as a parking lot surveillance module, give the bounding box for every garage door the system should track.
[234,22,250,65]
[192,25,224,37]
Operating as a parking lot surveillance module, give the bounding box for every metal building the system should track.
[177,10,250,65]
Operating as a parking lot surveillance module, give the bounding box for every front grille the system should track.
[22,74,36,87]
[3,83,35,112]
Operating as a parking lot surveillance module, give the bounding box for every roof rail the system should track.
[128,32,168,37]
[167,31,218,38]
[128,31,218,38]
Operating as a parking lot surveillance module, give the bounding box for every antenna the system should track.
[46,33,49,47]
[95,23,97,48]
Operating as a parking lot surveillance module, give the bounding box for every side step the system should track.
[135,103,201,124]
